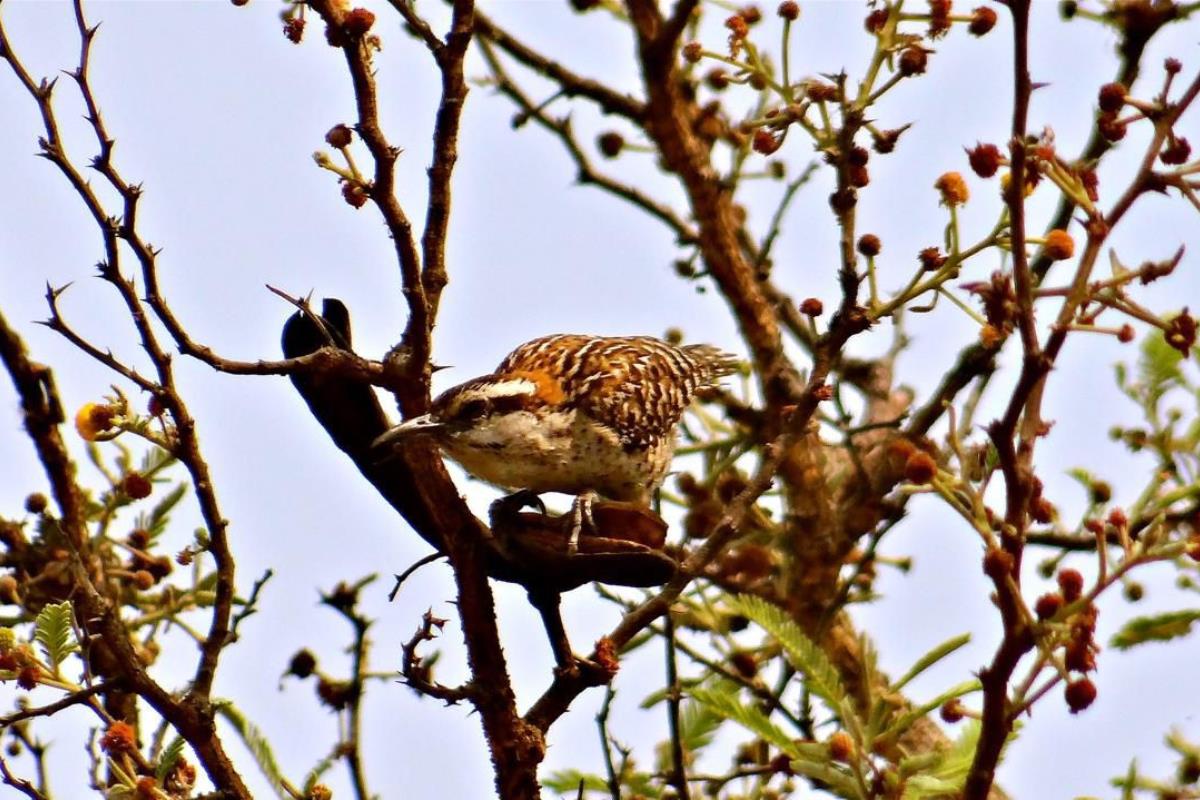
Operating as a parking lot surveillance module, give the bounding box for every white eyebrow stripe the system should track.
[474,378,537,398]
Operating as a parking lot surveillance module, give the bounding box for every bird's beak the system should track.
[372,414,444,450]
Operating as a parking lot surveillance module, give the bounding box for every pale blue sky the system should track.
[1,1,1198,798]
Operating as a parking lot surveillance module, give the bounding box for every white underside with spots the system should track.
[440,408,673,503]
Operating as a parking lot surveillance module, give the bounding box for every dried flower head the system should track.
[325,124,353,149]
[935,171,969,206]
[865,8,889,33]
[342,182,369,208]
[967,142,1002,178]
[100,721,137,754]
[123,472,153,500]
[969,6,998,35]
[1035,592,1063,620]
[283,17,305,44]
[1064,678,1097,713]
[928,0,953,38]
[1161,136,1192,165]
[1165,309,1197,356]
[919,246,947,271]
[1057,568,1084,602]
[343,8,376,37]
[752,129,782,155]
[899,46,930,77]
[1097,82,1127,113]
[778,1,800,21]
[1097,111,1127,142]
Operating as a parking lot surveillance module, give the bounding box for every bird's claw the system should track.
[568,491,598,556]
[491,489,547,523]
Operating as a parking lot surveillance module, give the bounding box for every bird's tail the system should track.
[682,344,741,383]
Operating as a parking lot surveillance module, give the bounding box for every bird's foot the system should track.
[568,491,599,556]
[490,489,547,525]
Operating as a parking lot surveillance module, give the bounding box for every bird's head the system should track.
[372,371,563,451]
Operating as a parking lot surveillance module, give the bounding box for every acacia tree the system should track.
[1,0,1199,798]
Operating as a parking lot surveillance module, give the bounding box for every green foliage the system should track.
[215,702,291,800]
[654,696,723,772]
[901,720,980,799]
[731,594,847,711]
[690,682,798,756]
[34,600,78,674]
[893,632,971,692]
[136,481,188,547]
[1111,609,1200,650]
[302,751,338,795]
[155,736,186,782]
[542,769,612,795]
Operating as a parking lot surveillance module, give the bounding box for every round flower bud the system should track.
[1117,324,1135,343]
[829,187,857,213]
[827,731,854,762]
[898,46,929,77]
[682,41,703,63]
[1161,136,1191,165]
[24,493,47,514]
[939,699,965,723]
[967,142,1002,178]
[1097,82,1127,113]
[597,131,625,158]
[1044,229,1075,260]
[864,8,888,33]
[904,451,937,484]
[1097,112,1127,142]
[0,575,19,605]
[1064,678,1097,713]
[1034,592,1063,621]
[740,5,762,25]
[123,472,153,500]
[288,649,318,679]
[343,8,376,37]
[778,1,800,20]
[342,182,369,208]
[919,247,946,271]
[982,547,1015,581]
[969,6,998,35]
[1165,57,1182,75]
[133,570,155,591]
[752,129,782,155]
[857,234,882,257]
[325,124,353,148]
[799,297,824,316]
[1057,568,1084,602]
[17,666,39,691]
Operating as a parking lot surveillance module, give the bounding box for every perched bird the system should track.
[373,334,739,546]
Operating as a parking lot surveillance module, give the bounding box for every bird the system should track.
[373,334,739,548]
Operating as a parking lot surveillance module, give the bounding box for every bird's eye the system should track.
[457,399,488,421]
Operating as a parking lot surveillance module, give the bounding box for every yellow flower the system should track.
[934,171,969,207]
[74,403,115,441]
